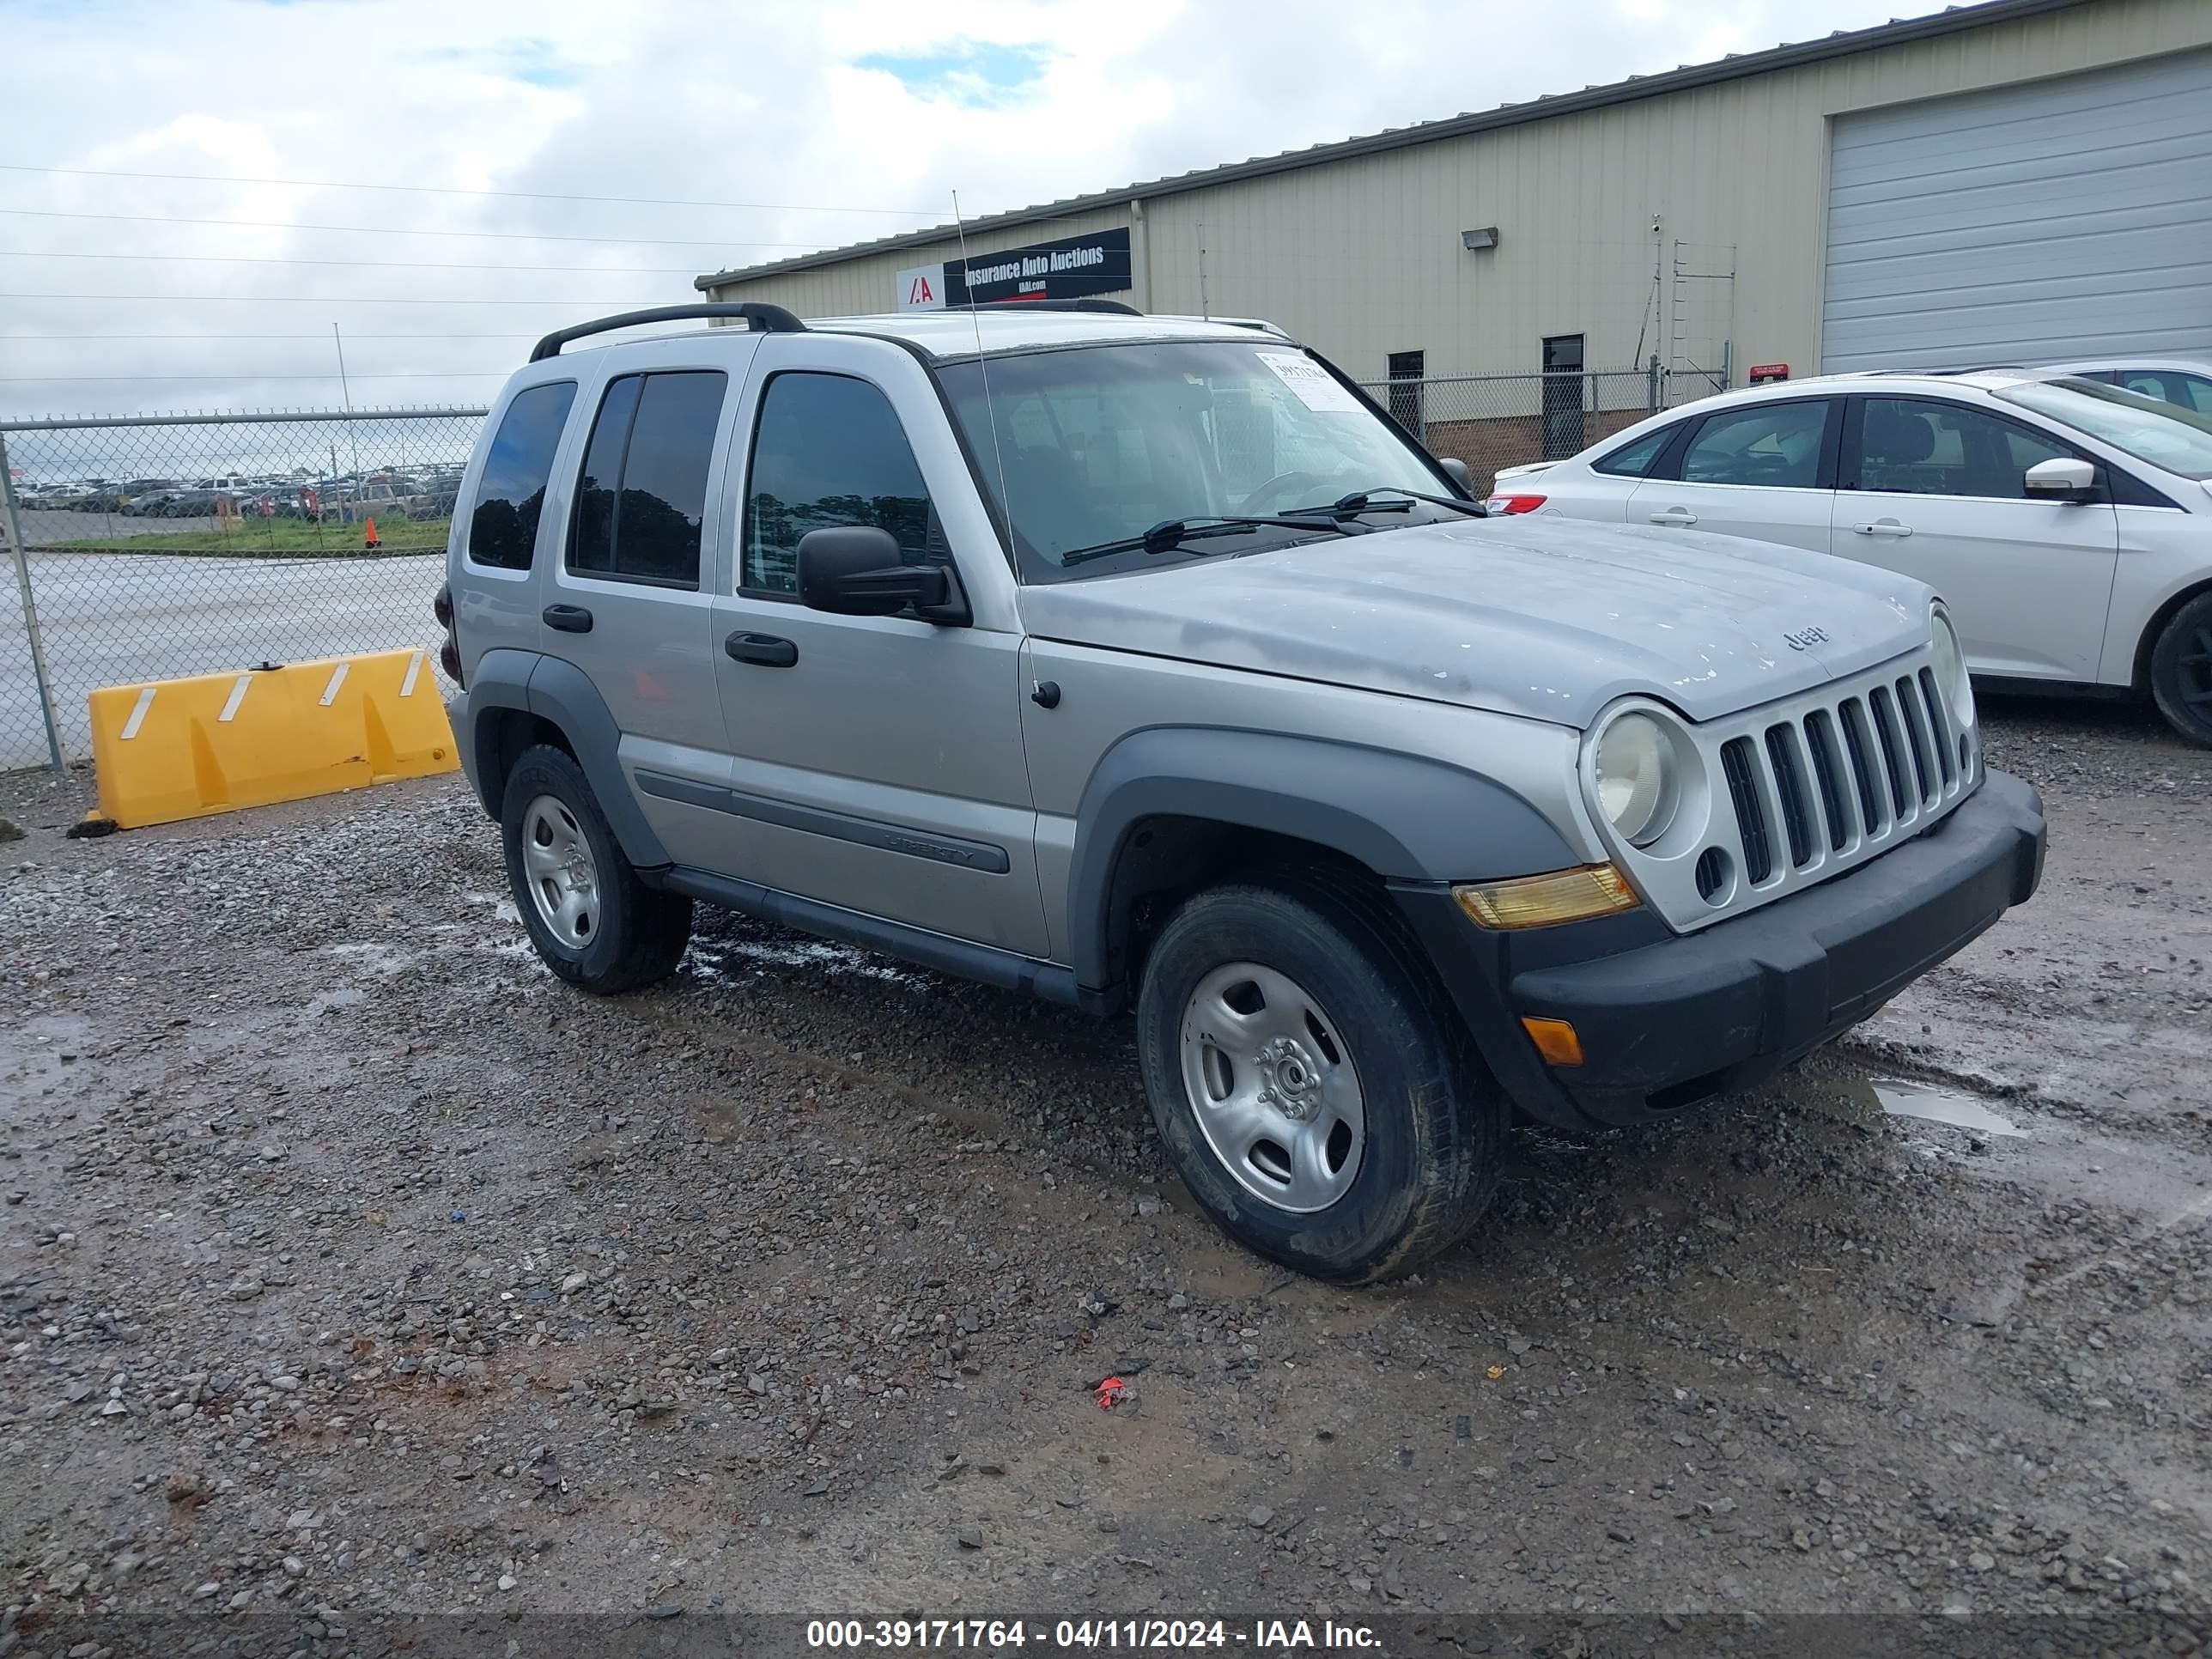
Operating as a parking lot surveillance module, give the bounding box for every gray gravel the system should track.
[0,692,2207,1653]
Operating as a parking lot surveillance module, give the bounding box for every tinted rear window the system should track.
[467,381,576,569]
[1594,426,1674,477]
[567,370,726,587]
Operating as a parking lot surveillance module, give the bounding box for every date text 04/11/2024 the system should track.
[804,1620,1383,1650]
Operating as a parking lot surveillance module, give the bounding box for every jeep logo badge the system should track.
[1784,626,1830,652]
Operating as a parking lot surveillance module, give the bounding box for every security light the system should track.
[1461,227,1500,252]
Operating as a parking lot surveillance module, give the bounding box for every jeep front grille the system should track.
[1723,666,1964,878]
[1596,647,1978,933]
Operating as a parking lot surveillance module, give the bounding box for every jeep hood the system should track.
[1016,516,1931,727]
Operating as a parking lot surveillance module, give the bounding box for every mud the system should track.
[0,694,2206,1653]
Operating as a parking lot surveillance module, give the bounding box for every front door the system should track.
[707,337,1048,958]
[1835,395,2119,682]
[1626,396,1840,555]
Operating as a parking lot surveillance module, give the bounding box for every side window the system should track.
[2120,370,2212,415]
[565,369,726,588]
[1680,401,1831,488]
[1856,398,2076,500]
[1998,422,2076,479]
[1592,426,1674,478]
[466,381,576,570]
[743,373,935,597]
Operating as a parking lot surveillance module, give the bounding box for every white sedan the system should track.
[1485,369,2212,745]
[2039,357,2212,416]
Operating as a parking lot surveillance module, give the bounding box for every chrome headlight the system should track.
[1931,608,1974,727]
[1592,710,1682,847]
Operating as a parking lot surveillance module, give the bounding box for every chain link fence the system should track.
[1,408,486,769]
[1358,366,1679,494]
[0,369,1723,771]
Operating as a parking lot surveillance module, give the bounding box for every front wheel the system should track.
[1135,880,1504,1284]
[2149,592,2212,748]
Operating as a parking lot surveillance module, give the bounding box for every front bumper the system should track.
[1395,769,2046,1129]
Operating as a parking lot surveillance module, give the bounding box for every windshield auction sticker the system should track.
[1255,349,1364,414]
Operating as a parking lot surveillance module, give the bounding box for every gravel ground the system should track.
[0,694,2207,1657]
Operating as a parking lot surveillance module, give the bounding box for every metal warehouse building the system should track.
[698,0,2212,483]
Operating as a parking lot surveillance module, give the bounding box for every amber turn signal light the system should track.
[1452,864,1639,929]
[1519,1016,1584,1067]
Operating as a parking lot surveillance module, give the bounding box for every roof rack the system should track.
[529,302,805,362]
[1867,363,2028,377]
[943,298,1145,316]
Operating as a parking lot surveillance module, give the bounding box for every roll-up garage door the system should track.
[1821,49,2212,372]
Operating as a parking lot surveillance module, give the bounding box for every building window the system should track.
[1386,349,1425,436]
[1541,334,1585,460]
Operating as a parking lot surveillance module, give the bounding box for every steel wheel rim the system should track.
[1178,961,1365,1214]
[520,794,599,950]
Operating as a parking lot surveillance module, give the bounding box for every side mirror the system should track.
[1437,456,1474,493]
[797,526,968,623]
[2024,456,2098,503]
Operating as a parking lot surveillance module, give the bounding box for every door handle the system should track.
[1852,520,1914,538]
[725,631,799,668]
[543,604,593,633]
[1647,508,1698,526]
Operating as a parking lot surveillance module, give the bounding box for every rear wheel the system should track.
[2149,592,2212,748]
[500,744,691,993]
[1135,879,1504,1283]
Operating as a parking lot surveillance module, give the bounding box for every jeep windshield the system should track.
[937,339,1464,578]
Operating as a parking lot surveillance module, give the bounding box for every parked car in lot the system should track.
[438,302,2046,1282]
[2037,357,2212,415]
[1485,370,2212,745]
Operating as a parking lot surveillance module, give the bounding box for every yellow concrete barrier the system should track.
[88,648,457,829]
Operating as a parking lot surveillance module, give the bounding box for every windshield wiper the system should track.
[1291,486,1487,519]
[1060,514,1354,568]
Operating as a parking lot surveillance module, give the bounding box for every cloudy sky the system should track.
[0,0,1922,422]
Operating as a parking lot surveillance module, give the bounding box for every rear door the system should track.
[1626,397,1840,554]
[539,337,760,869]
[1834,394,2118,682]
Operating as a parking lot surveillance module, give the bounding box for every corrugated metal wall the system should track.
[1820,47,2212,369]
[705,0,2211,383]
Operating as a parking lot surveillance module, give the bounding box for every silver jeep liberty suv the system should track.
[438,299,2046,1283]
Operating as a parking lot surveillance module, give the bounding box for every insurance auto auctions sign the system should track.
[894,228,1133,311]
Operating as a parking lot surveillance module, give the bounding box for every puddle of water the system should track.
[321,941,414,976]
[1861,1076,2027,1139]
[686,934,924,988]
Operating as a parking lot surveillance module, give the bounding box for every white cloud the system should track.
[0,0,1912,418]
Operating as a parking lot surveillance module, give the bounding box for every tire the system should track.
[499,744,691,994]
[2149,591,2212,748]
[1135,878,1504,1284]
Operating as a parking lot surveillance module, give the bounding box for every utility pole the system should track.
[333,324,364,513]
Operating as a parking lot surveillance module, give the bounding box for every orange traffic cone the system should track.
[363,517,380,550]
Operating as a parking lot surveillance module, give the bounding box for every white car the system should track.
[2039,357,2212,416]
[1484,370,2212,745]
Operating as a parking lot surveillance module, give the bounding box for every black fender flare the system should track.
[1066,726,1579,994]
[459,649,671,870]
